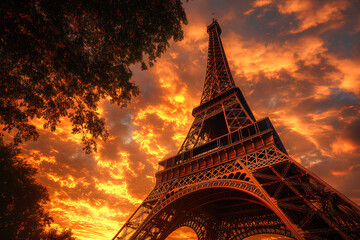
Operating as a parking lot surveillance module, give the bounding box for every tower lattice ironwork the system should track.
[113,20,360,240]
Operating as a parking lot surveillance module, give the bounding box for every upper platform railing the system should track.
[158,117,286,171]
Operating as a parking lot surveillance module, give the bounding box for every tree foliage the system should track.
[0,139,50,239]
[41,229,76,240]
[0,0,187,153]
[0,139,75,239]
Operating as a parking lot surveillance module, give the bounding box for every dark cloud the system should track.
[294,88,359,114]
[243,5,300,42]
[337,163,360,200]
[344,117,360,144]
[295,55,340,83]
[322,0,360,58]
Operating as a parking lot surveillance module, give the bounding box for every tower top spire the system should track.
[207,19,222,35]
[200,20,235,104]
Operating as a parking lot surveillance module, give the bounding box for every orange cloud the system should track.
[94,180,142,205]
[21,149,57,167]
[178,24,208,51]
[132,58,199,164]
[276,0,348,33]
[331,137,357,154]
[331,58,360,95]
[224,33,326,78]
[252,0,273,7]
[47,197,125,240]
[95,150,137,179]
[46,174,79,188]
[331,164,360,177]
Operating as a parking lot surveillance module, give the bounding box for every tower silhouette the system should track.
[113,20,360,240]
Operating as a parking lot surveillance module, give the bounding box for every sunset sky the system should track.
[19,0,360,239]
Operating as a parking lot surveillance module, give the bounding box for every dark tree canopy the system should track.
[0,139,75,239]
[0,0,187,153]
[0,139,50,239]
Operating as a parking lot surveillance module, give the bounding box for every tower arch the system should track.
[133,179,294,240]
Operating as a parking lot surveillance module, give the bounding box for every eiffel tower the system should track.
[113,20,360,240]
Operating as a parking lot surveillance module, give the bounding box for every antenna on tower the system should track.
[211,12,216,22]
